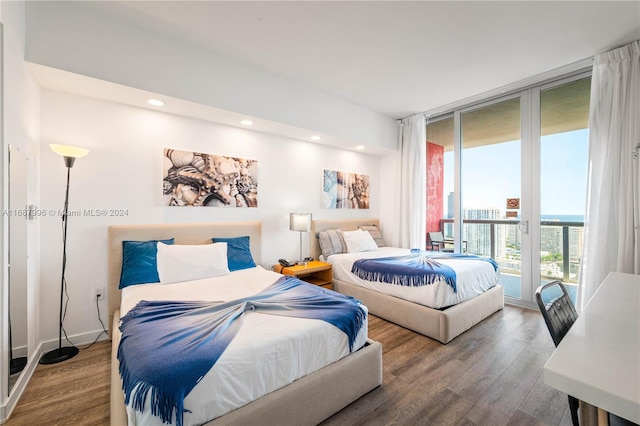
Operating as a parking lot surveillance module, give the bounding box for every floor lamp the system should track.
[40,144,89,365]
[290,212,312,266]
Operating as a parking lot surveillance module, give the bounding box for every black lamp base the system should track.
[10,357,27,375]
[39,346,79,365]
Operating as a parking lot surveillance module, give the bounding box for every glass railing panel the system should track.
[440,218,583,299]
[540,223,584,284]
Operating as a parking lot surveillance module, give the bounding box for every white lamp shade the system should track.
[290,213,312,232]
[50,144,90,158]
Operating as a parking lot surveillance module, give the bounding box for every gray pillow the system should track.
[316,229,347,258]
[359,224,386,247]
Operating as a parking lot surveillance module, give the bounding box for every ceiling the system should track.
[427,76,592,150]
[76,1,639,120]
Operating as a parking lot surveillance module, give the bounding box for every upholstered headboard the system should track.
[107,221,261,336]
[310,218,380,260]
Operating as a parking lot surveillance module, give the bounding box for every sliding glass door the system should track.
[428,95,530,300]
[460,97,525,299]
[427,72,590,306]
[538,76,590,303]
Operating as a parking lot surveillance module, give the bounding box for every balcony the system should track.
[439,218,584,300]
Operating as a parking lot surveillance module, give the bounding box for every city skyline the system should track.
[455,206,585,287]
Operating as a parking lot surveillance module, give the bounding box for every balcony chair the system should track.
[535,281,579,426]
[427,232,453,252]
[428,232,468,253]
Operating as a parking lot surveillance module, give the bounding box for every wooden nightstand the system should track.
[273,261,333,290]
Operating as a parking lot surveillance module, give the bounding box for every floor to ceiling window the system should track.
[461,97,523,298]
[426,72,591,306]
[538,77,590,303]
[426,116,453,239]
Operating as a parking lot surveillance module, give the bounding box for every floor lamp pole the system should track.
[40,159,79,364]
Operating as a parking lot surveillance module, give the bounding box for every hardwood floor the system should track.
[323,306,573,426]
[6,305,572,426]
[6,341,111,426]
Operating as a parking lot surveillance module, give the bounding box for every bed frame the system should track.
[108,222,382,426]
[311,218,504,344]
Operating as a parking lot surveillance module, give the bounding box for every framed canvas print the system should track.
[322,170,369,209]
[163,148,258,207]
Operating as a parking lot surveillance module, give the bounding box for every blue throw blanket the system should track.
[351,252,499,293]
[118,276,366,426]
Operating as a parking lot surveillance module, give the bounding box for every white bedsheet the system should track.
[327,247,500,309]
[120,266,368,426]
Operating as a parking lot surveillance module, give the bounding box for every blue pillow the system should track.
[212,236,256,271]
[119,238,174,288]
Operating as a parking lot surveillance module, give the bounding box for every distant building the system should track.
[447,192,454,218]
[443,192,455,237]
[541,226,562,253]
[463,208,505,257]
[507,223,521,248]
[569,227,583,262]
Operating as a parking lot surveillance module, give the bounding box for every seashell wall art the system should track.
[163,148,258,207]
[322,169,369,209]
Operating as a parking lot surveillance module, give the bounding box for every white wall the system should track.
[38,90,383,343]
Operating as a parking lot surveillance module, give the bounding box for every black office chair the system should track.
[535,281,579,426]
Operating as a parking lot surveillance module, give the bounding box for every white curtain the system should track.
[396,113,427,249]
[577,40,640,311]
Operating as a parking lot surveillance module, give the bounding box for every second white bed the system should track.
[327,247,500,309]
[120,266,368,426]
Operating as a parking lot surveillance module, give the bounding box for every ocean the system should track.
[540,214,584,222]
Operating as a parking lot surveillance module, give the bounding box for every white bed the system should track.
[312,218,504,344]
[328,247,500,309]
[109,222,382,426]
[121,266,369,425]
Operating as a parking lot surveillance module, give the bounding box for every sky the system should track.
[443,129,589,216]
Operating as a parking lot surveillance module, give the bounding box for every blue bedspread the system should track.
[118,276,366,426]
[351,252,499,293]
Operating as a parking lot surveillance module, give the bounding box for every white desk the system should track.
[543,272,640,424]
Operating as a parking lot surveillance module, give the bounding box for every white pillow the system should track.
[343,229,379,253]
[156,242,230,284]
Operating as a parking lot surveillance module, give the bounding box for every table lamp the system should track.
[289,212,312,266]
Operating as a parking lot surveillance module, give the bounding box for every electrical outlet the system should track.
[94,287,104,301]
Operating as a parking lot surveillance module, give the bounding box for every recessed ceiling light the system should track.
[147,99,165,107]
[310,135,321,141]
[355,145,365,150]
[240,119,253,126]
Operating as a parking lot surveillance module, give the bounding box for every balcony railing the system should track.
[439,218,584,283]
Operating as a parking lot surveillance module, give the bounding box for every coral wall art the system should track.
[322,170,369,209]
[163,148,258,207]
